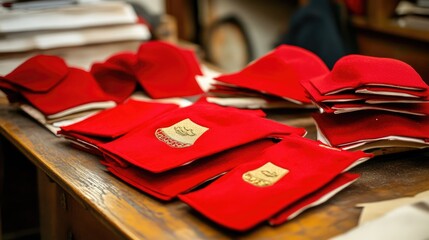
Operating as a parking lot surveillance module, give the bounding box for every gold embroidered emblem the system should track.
[155,118,209,148]
[242,162,288,187]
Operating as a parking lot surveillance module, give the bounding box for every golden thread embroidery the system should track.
[243,173,272,187]
[242,162,289,187]
[155,129,191,148]
[174,126,196,136]
[261,170,278,178]
[155,118,209,148]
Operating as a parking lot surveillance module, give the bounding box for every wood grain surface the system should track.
[1,105,429,240]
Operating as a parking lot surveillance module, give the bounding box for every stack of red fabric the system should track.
[58,99,179,155]
[302,55,429,152]
[58,99,371,231]
[95,103,306,200]
[180,135,372,231]
[0,55,116,123]
[91,40,204,102]
[206,45,329,109]
[0,41,206,135]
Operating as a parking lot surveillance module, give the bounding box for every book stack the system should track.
[395,0,429,31]
[205,44,329,109]
[0,0,151,53]
[303,54,429,153]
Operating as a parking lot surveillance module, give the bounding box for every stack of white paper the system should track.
[0,1,151,52]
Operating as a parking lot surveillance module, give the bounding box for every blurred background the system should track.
[162,0,429,82]
[1,0,428,80]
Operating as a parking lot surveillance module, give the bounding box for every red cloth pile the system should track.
[0,55,115,120]
[0,40,205,132]
[180,135,371,231]
[58,99,179,155]
[206,44,329,109]
[91,40,204,102]
[302,55,429,151]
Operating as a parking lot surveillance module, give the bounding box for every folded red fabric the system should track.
[214,45,329,104]
[301,76,362,103]
[303,76,429,105]
[134,41,204,98]
[103,52,137,73]
[103,139,277,201]
[355,86,429,98]
[21,67,113,116]
[179,135,371,231]
[193,96,268,117]
[90,52,138,103]
[2,55,68,93]
[312,111,429,147]
[59,99,178,139]
[310,55,428,95]
[327,102,429,116]
[268,173,359,225]
[98,104,306,173]
[62,132,106,151]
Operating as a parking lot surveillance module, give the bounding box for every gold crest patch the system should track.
[155,118,209,148]
[242,162,289,187]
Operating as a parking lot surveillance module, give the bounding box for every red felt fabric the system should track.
[302,76,429,105]
[268,173,359,225]
[194,96,267,117]
[2,55,68,92]
[134,41,204,98]
[104,52,137,73]
[98,104,306,173]
[312,111,429,146]
[355,86,429,98]
[63,131,108,147]
[214,45,329,104]
[179,135,371,231]
[90,52,138,103]
[59,99,178,139]
[328,102,429,116]
[103,139,277,201]
[301,76,362,103]
[310,55,428,95]
[21,67,112,115]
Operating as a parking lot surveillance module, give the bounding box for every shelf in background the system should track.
[352,15,429,43]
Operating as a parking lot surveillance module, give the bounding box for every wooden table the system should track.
[1,104,429,240]
[1,41,429,239]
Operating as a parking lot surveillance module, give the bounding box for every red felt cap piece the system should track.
[4,55,68,92]
[215,45,329,104]
[60,99,178,139]
[22,67,112,116]
[310,55,428,95]
[90,52,138,103]
[134,41,204,99]
[301,76,363,103]
[105,52,137,73]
